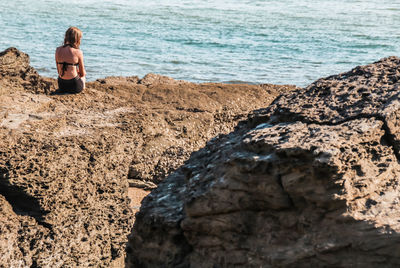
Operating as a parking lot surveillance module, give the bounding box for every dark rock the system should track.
[127,57,400,267]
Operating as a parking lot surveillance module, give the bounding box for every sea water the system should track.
[1,0,400,86]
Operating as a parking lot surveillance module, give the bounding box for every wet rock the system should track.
[127,57,400,267]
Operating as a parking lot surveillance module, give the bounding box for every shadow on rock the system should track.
[127,56,400,267]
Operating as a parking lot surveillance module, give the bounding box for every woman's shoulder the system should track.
[74,48,83,57]
[55,46,67,54]
[55,46,63,57]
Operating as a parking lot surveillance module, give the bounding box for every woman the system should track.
[55,27,86,93]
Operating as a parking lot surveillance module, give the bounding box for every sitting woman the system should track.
[55,27,86,93]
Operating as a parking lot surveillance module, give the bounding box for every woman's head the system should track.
[64,27,82,49]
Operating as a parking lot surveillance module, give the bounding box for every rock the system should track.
[0,47,293,266]
[128,178,157,190]
[127,57,400,267]
[0,131,133,267]
[96,76,140,85]
[0,47,56,94]
[100,77,295,185]
[0,47,32,76]
[138,73,186,86]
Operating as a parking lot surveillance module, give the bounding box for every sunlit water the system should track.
[1,0,400,86]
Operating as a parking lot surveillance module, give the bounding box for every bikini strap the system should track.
[57,62,79,77]
[57,62,79,66]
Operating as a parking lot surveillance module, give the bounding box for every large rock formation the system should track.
[127,57,400,267]
[0,47,290,266]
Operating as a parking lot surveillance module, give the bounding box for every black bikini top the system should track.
[57,44,79,77]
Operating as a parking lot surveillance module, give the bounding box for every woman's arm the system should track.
[78,50,86,78]
[55,47,60,76]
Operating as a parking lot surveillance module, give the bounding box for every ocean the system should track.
[1,0,400,87]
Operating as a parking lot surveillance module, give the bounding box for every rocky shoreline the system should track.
[0,47,294,267]
[4,46,400,267]
[128,56,400,267]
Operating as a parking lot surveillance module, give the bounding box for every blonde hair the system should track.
[64,27,82,49]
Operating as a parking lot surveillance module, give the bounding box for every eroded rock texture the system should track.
[0,47,56,94]
[128,57,400,267]
[0,47,290,267]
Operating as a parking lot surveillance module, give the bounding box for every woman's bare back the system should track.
[55,45,85,80]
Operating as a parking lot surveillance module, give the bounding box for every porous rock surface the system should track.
[0,47,290,267]
[0,47,56,94]
[127,56,400,267]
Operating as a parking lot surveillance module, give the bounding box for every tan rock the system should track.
[0,47,290,266]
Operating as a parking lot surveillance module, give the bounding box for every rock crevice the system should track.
[0,179,49,227]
